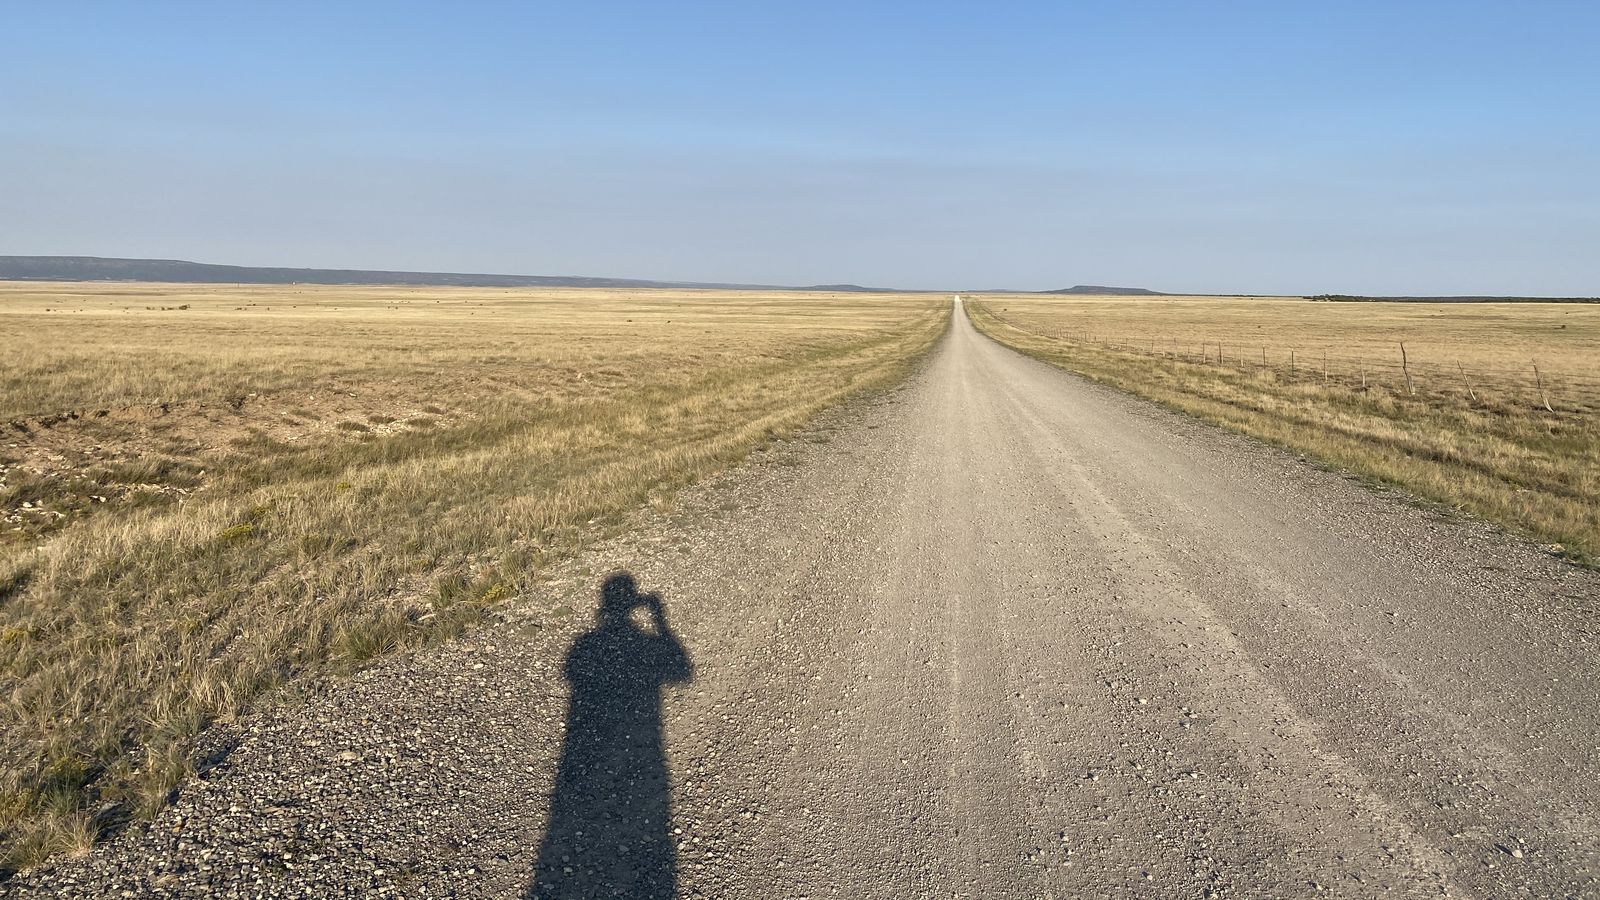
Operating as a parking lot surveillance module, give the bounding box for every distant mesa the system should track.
[0,256,901,293]
[1042,285,1165,296]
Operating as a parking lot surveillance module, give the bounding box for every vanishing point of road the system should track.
[13,301,1598,898]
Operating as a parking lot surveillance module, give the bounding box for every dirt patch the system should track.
[2,391,462,545]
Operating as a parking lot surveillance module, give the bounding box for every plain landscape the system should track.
[2,289,1596,898]
[9,2,1598,895]
[966,294,1600,564]
[0,281,945,869]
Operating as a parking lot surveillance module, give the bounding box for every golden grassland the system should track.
[967,294,1600,565]
[0,281,947,869]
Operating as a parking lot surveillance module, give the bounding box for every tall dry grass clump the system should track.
[0,282,947,869]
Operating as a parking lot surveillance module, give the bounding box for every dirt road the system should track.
[12,302,1599,898]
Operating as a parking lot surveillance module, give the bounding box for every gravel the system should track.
[6,303,1598,898]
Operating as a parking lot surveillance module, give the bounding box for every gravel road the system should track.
[8,301,1598,899]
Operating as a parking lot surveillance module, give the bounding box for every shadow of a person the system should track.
[527,573,693,899]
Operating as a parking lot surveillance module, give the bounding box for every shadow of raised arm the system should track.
[527,573,694,900]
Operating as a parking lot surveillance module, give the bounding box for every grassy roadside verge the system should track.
[966,298,1599,565]
[0,284,948,870]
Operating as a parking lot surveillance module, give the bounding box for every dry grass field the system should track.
[0,281,947,868]
[967,294,1600,565]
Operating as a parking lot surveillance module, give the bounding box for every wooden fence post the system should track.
[1534,363,1553,412]
[1290,349,1296,377]
[1458,361,1477,402]
[1400,342,1413,396]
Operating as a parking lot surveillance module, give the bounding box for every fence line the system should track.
[1031,325,1600,413]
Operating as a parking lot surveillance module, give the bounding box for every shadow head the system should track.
[599,573,647,624]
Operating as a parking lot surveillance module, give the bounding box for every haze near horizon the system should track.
[2,1,1596,295]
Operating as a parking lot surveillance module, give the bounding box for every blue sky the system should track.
[3,1,1597,293]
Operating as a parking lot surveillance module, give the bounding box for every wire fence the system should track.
[1040,329,1600,415]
